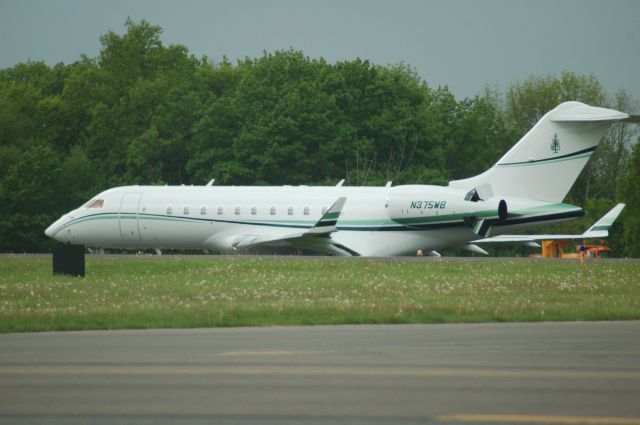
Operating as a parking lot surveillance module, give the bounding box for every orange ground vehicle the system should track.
[539,240,611,259]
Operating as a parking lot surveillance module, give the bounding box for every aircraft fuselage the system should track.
[45,184,582,256]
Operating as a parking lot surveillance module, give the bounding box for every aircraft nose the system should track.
[45,216,68,240]
[45,222,56,238]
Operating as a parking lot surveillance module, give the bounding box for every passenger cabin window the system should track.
[86,199,104,209]
[167,205,173,215]
[200,206,207,215]
[251,206,257,215]
[269,206,276,215]
[183,205,190,215]
[234,206,241,215]
[303,206,310,216]
[217,206,224,215]
[287,206,294,216]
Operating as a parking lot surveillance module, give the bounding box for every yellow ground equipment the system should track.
[539,240,611,259]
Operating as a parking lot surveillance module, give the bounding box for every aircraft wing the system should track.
[474,203,625,244]
[232,197,358,256]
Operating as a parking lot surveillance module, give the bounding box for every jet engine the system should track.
[386,185,507,232]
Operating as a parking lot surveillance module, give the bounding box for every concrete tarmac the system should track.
[1,322,640,424]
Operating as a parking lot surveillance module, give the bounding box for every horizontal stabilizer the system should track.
[550,103,629,122]
[474,203,624,244]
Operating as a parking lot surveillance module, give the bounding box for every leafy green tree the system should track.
[505,71,607,131]
[0,143,99,252]
[588,90,638,199]
[618,137,640,257]
[0,19,636,255]
[445,97,516,180]
[0,79,42,174]
[79,18,202,185]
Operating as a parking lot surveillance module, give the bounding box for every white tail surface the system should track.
[582,203,625,238]
[449,102,628,202]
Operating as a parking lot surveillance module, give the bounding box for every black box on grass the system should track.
[53,245,85,277]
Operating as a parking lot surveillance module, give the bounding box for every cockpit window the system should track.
[86,199,104,209]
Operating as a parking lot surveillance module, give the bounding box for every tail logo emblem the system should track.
[551,133,560,153]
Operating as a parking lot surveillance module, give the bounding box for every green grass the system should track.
[1,256,639,332]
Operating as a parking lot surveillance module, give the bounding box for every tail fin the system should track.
[582,203,625,239]
[449,102,628,202]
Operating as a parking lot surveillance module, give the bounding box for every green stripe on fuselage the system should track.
[51,202,582,237]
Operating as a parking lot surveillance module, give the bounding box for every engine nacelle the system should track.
[386,185,507,228]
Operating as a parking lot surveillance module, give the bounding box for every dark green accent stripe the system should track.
[393,209,498,225]
[51,212,208,236]
[494,209,584,227]
[323,211,340,220]
[497,146,596,167]
[50,207,585,236]
[315,220,337,227]
[142,213,314,229]
[375,209,584,232]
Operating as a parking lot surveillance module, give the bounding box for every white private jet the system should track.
[45,102,632,257]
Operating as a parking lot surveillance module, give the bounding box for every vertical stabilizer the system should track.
[449,102,628,202]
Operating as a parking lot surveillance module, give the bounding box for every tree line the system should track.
[1,19,638,255]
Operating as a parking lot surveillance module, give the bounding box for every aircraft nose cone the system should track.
[45,216,67,240]
[45,222,56,238]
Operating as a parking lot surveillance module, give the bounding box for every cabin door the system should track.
[119,192,142,241]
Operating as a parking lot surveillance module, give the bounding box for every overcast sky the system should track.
[1,0,638,101]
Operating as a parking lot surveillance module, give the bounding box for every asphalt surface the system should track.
[1,322,640,425]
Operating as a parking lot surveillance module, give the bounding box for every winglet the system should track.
[306,197,346,235]
[582,203,625,239]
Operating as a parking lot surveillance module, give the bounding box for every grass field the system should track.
[1,256,639,332]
